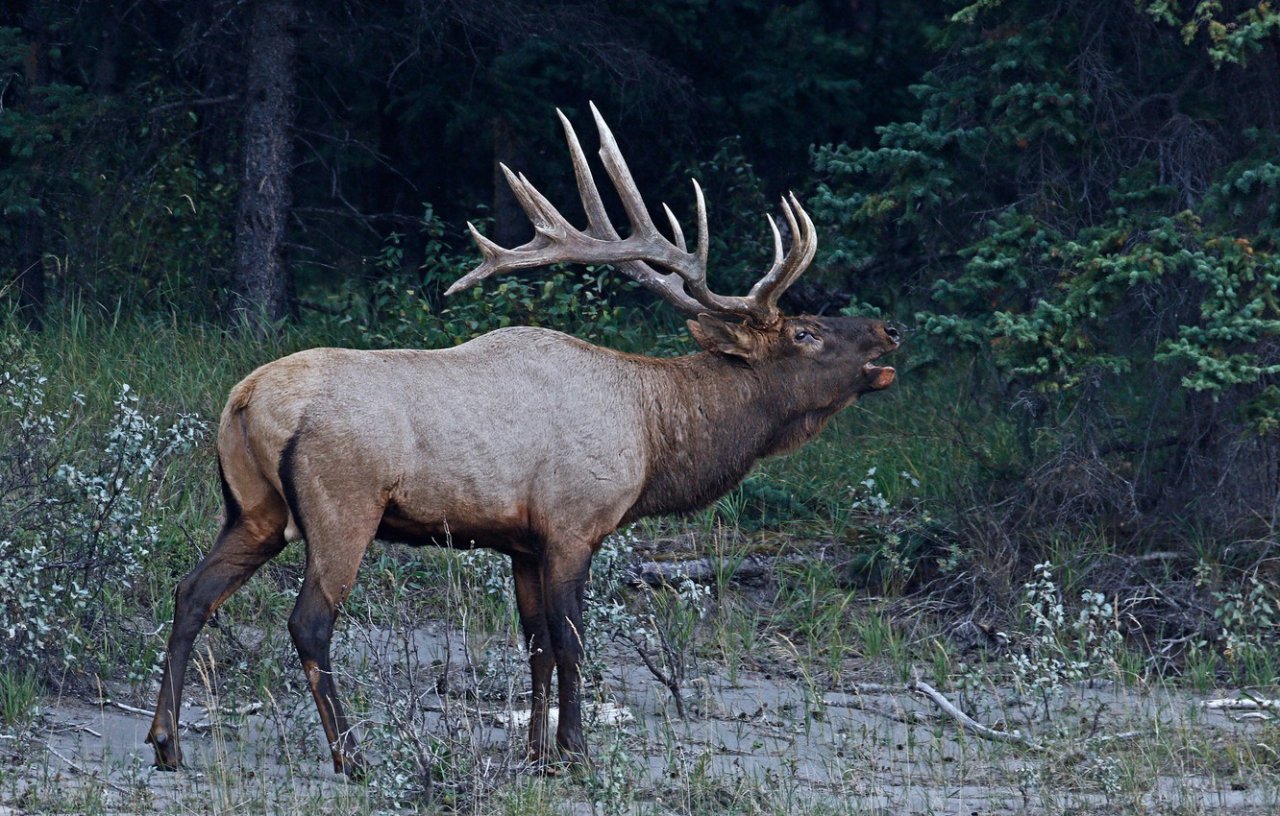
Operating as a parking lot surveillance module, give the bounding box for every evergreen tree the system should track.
[813,0,1280,532]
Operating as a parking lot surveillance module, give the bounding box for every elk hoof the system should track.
[147,731,182,771]
[333,750,368,780]
[553,736,589,775]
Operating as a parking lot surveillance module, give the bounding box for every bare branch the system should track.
[909,679,1047,752]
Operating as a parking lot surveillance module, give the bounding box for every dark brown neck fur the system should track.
[622,352,839,522]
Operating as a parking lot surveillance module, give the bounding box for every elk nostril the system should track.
[885,325,900,344]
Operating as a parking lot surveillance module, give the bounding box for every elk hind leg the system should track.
[284,497,380,777]
[148,490,288,769]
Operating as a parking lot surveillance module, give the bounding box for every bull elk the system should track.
[147,104,899,776]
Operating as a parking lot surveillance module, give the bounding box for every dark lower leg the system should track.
[290,582,364,776]
[543,549,592,761]
[513,557,554,762]
[148,524,284,768]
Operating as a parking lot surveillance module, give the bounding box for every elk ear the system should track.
[687,315,760,360]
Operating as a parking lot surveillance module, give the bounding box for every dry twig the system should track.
[907,679,1047,752]
[45,742,133,795]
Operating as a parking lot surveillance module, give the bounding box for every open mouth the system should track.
[862,348,897,390]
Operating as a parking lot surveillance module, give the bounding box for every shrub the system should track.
[0,338,205,678]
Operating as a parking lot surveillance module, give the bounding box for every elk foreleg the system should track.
[148,509,287,769]
[541,539,595,764]
[512,555,555,764]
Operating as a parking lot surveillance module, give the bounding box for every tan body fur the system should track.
[226,329,648,556]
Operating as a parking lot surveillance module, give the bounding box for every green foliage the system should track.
[677,137,775,297]
[84,133,237,313]
[0,28,91,212]
[812,0,1280,531]
[1,23,238,315]
[0,23,94,299]
[0,667,40,727]
[1137,0,1280,65]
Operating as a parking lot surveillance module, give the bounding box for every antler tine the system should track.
[589,102,660,241]
[692,178,709,271]
[501,165,555,232]
[514,169,584,239]
[662,203,686,253]
[745,194,819,315]
[765,214,784,271]
[782,192,818,291]
[558,108,618,240]
[465,221,501,261]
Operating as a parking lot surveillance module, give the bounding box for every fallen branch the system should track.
[1203,698,1280,711]
[96,698,262,732]
[843,683,904,695]
[631,641,686,719]
[908,679,1046,752]
[823,692,933,725]
[1114,550,1185,564]
[45,742,133,795]
[1085,730,1144,745]
[99,698,151,717]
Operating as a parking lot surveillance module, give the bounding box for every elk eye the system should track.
[794,331,810,342]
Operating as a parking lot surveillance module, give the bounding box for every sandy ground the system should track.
[1,623,1277,815]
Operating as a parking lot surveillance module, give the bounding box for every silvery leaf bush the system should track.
[0,339,205,675]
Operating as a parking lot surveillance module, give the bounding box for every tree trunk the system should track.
[16,214,46,331]
[492,116,531,248]
[14,0,51,330]
[231,0,297,333]
[92,0,121,95]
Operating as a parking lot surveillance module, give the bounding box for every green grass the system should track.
[0,668,40,727]
[851,612,911,680]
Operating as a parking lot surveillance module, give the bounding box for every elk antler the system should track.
[447,103,818,327]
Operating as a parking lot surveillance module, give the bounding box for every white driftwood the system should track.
[908,679,1046,752]
[1202,697,1280,711]
[100,698,151,717]
[492,702,634,730]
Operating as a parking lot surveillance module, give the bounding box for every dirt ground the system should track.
[2,619,1276,815]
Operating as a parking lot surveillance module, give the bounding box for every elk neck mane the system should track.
[620,346,833,521]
